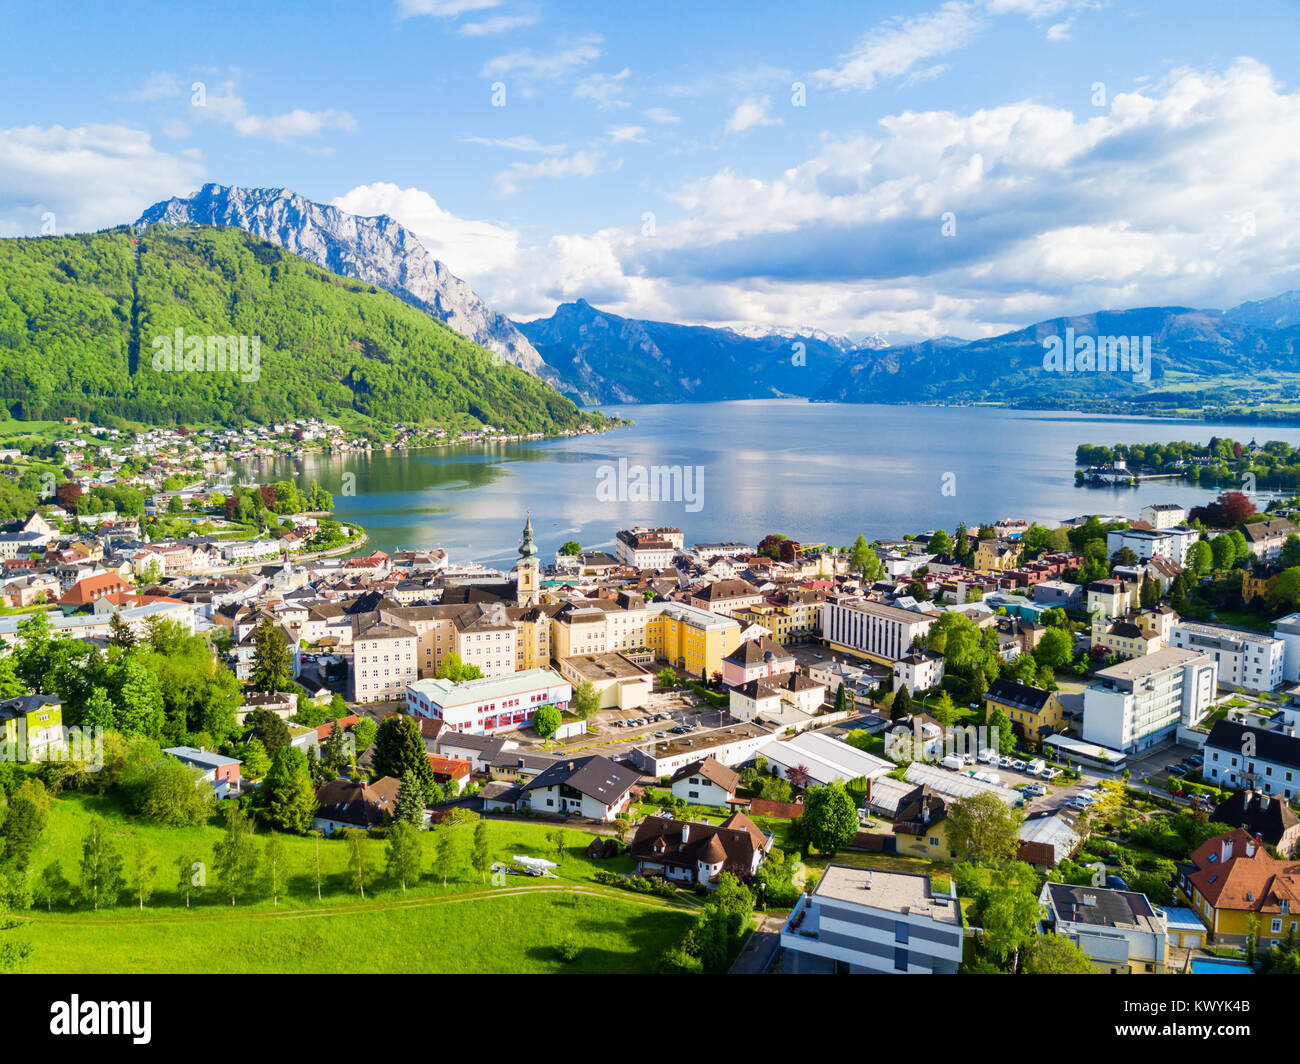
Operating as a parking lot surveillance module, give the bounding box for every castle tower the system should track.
[515,511,540,606]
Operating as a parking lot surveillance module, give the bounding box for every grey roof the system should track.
[519,755,639,805]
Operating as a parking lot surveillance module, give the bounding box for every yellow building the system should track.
[0,694,64,761]
[892,785,962,860]
[1243,567,1280,604]
[645,600,741,679]
[1181,829,1300,947]
[974,538,1022,572]
[984,678,1064,742]
[1089,615,1163,660]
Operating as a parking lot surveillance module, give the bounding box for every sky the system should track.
[2,0,1299,342]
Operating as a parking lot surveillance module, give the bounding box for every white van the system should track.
[940,754,964,771]
[1026,759,1046,777]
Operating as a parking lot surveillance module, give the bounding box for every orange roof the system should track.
[60,572,130,606]
[427,755,472,779]
[1187,829,1300,914]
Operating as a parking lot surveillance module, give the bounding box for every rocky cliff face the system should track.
[136,183,555,381]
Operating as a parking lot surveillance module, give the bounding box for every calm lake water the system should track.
[251,401,1300,565]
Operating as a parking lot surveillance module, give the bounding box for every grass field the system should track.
[11,790,702,973]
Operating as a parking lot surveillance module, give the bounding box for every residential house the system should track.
[1178,829,1300,948]
[984,678,1064,742]
[312,776,402,835]
[1040,882,1169,973]
[516,755,638,821]
[668,756,740,808]
[1211,789,1300,858]
[162,746,242,799]
[1202,719,1300,800]
[630,810,771,885]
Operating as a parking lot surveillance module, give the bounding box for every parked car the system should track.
[1042,767,1061,780]
[1023,783,1047,797]
[962,753,975,765]
[999,756,1014,769]
[1011,760,1027,772]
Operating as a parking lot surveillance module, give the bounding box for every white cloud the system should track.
[494,149,614,196]
[481,35,603,81]
[813,2,983,92]
[642,107,680,124]
[573,68,632,109]
[396,0,501,18]
[462,134,565,153]
[230,108,357,143]
[1045,19,1073,40]
[606,125,646,143]
[459,11,539,35]
[331,182,524,277]
[724,98,780,134]
[0,123,205,236]
[121,72,182,102]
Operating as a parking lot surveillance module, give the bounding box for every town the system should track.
[3,424,1300,977]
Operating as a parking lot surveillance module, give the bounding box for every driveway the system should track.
[730,912,787,974]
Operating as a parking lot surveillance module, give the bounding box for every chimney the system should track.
[1221,837,1234,864]
[680,823,690,843]
[1246,838,1256,858]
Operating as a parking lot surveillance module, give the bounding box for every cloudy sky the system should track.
[3,0,1298,341]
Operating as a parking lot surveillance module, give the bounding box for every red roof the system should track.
[316,715,360,740]
[427,755,472,779]
[60,572,130,606]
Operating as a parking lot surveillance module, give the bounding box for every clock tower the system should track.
[515,512,540,606]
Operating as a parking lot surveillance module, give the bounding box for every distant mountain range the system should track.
[120,184,1300,416]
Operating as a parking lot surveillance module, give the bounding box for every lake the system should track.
[250,401,1300,565]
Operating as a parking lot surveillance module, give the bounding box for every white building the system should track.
[1105,525,1200,568]
[1202,719,1300,801]
[1169,620,1284,693]
[350,620,418,703]
[822,596,938,664]
[1139,503,1187,530]
[1273,613,1300,684]
[781,866,963,974]
[615,526,682,569]
[406,668,572,735]
[893,648,945,694]
[1082,647,1218,754]
[1040,882,1168,974]
[516,754,638,821]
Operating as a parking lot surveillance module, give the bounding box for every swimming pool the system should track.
[1191,957,1251,974]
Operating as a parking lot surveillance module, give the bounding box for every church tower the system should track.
[515,511,540,606]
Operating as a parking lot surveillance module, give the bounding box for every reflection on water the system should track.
[246,400,1300,565]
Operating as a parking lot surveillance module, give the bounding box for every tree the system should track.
[0,781,48,870]
[547,828,567,863]
[946,792,1023,864]
[435,652,482,683]
[431,822,460,887]
[656,667,678,690]
[1139,575,1162,609]
[343,827,372,898]
[533,704,562,739]
[988,708,1015,753]
[981,862,1041,971]
[78,816,124,912]
[930,691,956,726]
[263,833,289,907]
[1211,534,1237,571]
[1021,932,1093,973]
[891,685,912,722]
[472,819,492,883]
[264,747,318,834]
[386,820,424,893]
[573,680,600,720]
[213,802,259,905]
[1272,567,1300,610]
[849,535,882,582]
[129,842,158,911]
[176,853,202,909]
[309,830,325,901]
[800,783,858,856]
[1033,627,1073,671]
[141,757,214,827]
[353,717,377,753]
[1281,534,1300,569]
[1189,540,1213,575]
[250,618,293,694]
[928,529,953,556]
[394,769,428,827]
[248,707,292,761]
[33,860,69,912]
[372,715,438,801]
[559,540,581,555]
[108,613,137,651]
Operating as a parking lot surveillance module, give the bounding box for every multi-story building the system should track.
[1082,647,1218,753]
[974,538,1022,572]
[1272,612,1300,683]
[780,866,963,974]
[1085,578,1137,621]
[732,587,824,643]
[1242,517,1297,562]
[0,694,64,760]
[721,635,795,687]
[892,648,945,694]
[614,526,682,569]
[1090,614,1164,660]
[350,620,419,703]
[1140,502,1186,529]
[821,596,938,665]
[687,578,763,616]
[1039,882,1168,973]
[984,678,1064,742]
[1178,829,1300,948]
[1169,620,1284,693]
[1202,719,1300,800]
[406,668,572,735]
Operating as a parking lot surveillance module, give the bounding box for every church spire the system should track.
[519,510,538,559]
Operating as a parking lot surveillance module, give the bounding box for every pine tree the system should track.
[394,769,427,827]
[250,618,292,693]
[385,821,424,893]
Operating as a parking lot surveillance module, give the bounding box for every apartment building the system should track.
[781,866,963,974]
[1082,647,1218,753]
[1169,620,1284,693]
[350,620,419,703]
[1202,720,1300,800]
[821,596,938,665]
[1242,518,1297,562]
[614,526,683,569]
[1139,502,1187,530]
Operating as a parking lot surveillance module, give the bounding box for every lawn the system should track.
[12,789,702,972]
[18,890,696,974]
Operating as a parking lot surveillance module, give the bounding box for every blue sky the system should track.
[3,0,1299,340]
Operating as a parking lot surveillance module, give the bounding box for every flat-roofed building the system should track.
[1170,619,1284,693]
[1082,647,1218,754]
[556,651,653,710]
[406,668,572,735]
[781,866,963,974]
[821,595,938,665]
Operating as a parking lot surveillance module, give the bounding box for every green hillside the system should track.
[0,226,607,436]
